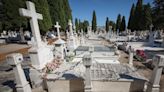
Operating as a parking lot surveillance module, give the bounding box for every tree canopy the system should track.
[105,17,109,32]
[92,10,97,32]
[120,16,126,31]
[31,0,52,33]
[152,0,164,29]
[128,4,135,30]
[47,0,72,30]
[116,14,121,31]
[1,0,27,31]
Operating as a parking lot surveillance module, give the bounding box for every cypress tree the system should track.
[75,18,79,32]
[63,0,72,21]
[0,0,3,31]
[83,20,89,33]
[109,21,116,31]
[116,14,121,31]
[79,19,82,30]
[31,0,52,33]
[143,3,152,30]
[128,4,135,31]
[152,0,164,29]
[105,17,109,32]
[120,16,126,31]
[92,10,97,32]
[47,0,72,30]
[2,0,27,30]
[134,0,143,30]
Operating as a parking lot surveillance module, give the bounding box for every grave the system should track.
[67,20,77,51]
[19,1,54,69]
[6,53,32,92]
[19,1,54,87]
[54,22,66,59]
[44,53,147,92]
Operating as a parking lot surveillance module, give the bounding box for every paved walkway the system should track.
[0,44,30,61]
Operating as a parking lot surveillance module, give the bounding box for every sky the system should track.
[69,0,153,26]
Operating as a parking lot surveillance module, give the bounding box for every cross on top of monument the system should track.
[19,1,43,48]
[54,22,61,39]
[150,24,154,31]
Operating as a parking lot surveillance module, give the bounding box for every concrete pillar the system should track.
[146,54,164,92]
[83,54,92,92]
[6,53,32,92]
[128,47,134,66]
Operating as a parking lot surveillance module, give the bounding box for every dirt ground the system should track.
[119,50,164,92]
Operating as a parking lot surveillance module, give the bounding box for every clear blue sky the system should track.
[69,0,153,26]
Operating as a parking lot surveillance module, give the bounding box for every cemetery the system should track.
[0,0,164,92]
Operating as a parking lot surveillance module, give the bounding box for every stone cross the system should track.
[83,54,92,92]
[68,19,73,36]
[150,24,154,31]
[19,1,43,48]
[146,54,164,92]
[6,53,32,92]
[54,22,61,39]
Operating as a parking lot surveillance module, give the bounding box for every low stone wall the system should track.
[46,79,84,92]
[46,79,146,92]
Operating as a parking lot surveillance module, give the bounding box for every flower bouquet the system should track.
[135,50,147,62]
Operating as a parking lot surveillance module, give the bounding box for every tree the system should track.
[83,20,89,33]
[75,18,79,32]
[120,16,126,31]
[152,0,164,29]
[105,17,109,32]
[63,0,72,21]
[116,14,122,31]
[47,0,72,30]
[2,0,27,30]
[0,0,3,31]
[92,10,97,32]
[79,19,82,30]
[109,21,116,31]
[128,4,135,31]
[31,0,52,33]
[143,3,152,30]
[133,0,143,30]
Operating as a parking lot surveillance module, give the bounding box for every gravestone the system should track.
[54,22,65,59]
[6,53,32,92]
[19,1,53,69]
[67,19,77,51]
[149,24,154,47]
[80,30,85,45]
[146,54,164,92]
[19,1,54,87]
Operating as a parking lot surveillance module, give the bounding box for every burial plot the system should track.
[19,1,54,87]
[67,20,77,51]
[6,53,32,92]
[54,22,66,59]
[44,53,147,92]
[19,1,54,69]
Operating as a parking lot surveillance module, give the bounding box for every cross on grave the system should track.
[19,1,43,48]
[150,24,154,31]
[54,22,61,39]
